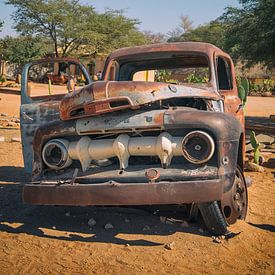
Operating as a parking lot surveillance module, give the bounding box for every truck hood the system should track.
[60,81,220,121]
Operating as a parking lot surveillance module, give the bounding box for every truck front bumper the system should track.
[23,178,224,206]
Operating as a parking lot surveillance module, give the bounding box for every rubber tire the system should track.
[198,201,228,236]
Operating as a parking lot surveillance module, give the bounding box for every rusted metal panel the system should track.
[23,179,223,206]
[35,165,219,183]
[76,109,165,135]
[59,81,221,120]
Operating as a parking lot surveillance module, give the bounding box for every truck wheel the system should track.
[198,201,228,236]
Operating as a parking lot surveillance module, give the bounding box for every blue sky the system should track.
[0,0,240,38]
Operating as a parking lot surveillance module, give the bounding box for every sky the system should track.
[0,0,241,38]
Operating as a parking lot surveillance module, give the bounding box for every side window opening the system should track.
[27,61,88,99]
[217,57,232,90]
[108,61,119,81]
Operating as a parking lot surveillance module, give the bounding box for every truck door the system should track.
[20,59,92,173]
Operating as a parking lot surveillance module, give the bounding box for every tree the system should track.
[143,31,167,44]
[168,15,194,41]
[219,0,275,68]
[168,21,226,50]
[0,21,3,32]
[0,35,51,75]
[6,0,147,57]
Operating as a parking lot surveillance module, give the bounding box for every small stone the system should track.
[125,244,130,247]
[245,143,265,152]
[259,156,265,165]
[198,228,204,233]
[164,241,175,250]
[246,162,265,172]
[88,218,96,227]
[142,225,150,231]
[256,134,274,145]
[160,216,166,224]
[124,218,130,223]
[65,212,70,217]
[0,118,9,122]
[212,236,221,244]
[180,221,189,228]
[11,137,21,143]
[165,220,174,225]
[220,235,226,240]
[0,113,7,117]
[7,122,18,127]
[11,119,20,123]
[104,223,114,230]
[0,136,5,142]
[52,226,56,230]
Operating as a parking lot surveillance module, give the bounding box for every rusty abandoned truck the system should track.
[20,42,248,235]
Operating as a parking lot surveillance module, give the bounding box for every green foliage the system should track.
[250,131,260,164]
[6,0,147,57]
[185,73,209,84]
[0,36,51,65]
[168,21,226,50]
[218,0,275,68]
[249,79,274,95]
[155,70,172,83]
[0,74,6,84]
[237,76,249,106]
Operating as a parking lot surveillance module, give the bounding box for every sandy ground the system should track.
[0,91,274,274]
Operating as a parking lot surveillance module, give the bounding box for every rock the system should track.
[7,122,18,127]
[125,244,130,247]
[124,218,130,223]
[212,236,221,244]
[198,228,204,233]
[245,143,265,152]
[259,156,265,165]
[256,134,274,145]
[246,162,265,172]
[52,226,56,230]
[65,212,70,217]
[104,223,114,230]
[87,218,96,227]
[261,92,272,97]
[266,143,275,149]
[164,241,175,250]
[0,118,9,122]
[142,225,150,231]
[180,221,189,228]
[0,136,5,142]
[0,113,7,117]
[11,119,20,123]
[11,137,21,143]
[245,176,253,187]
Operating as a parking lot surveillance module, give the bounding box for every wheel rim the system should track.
[221,167,248,224]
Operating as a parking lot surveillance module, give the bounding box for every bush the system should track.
[0,74,6,84]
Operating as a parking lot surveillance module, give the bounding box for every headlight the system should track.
[182,131,215,164]
[42,139,72,170]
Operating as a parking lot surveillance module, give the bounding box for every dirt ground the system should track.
[0,92,274,274]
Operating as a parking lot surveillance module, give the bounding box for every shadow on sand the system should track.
[0,166,211,246]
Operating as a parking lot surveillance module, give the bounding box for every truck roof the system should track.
[107,42,229,60]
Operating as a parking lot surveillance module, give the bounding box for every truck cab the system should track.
[20,43,248,235]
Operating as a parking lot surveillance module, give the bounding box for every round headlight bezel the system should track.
[181,130,215,164]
